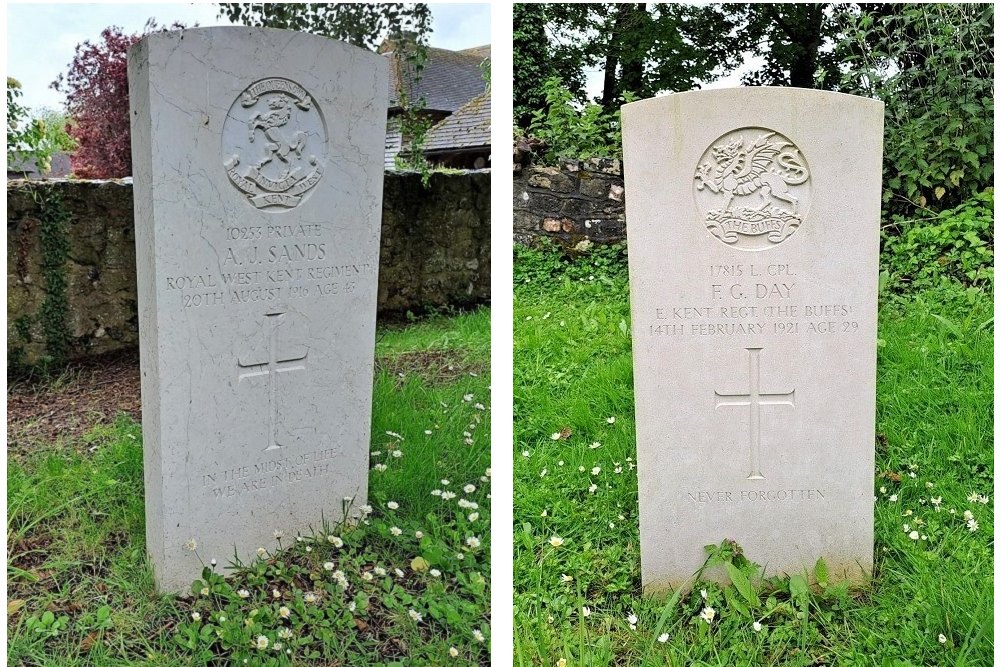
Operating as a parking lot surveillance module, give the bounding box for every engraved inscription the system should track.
[686,489,825,503]
[646,263,861,337]
[715,347,795,480]
[694,128,810,251]
[238,309,308,451]
[201,447,340,499]
[164,261,376,309]
[222,78,328,210]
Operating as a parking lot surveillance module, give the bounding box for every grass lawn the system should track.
[513,247,993,667]
[7,307,491,666]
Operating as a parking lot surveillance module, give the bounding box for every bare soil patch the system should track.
[376,349,486,387]
[7,348,484,453]
[7,349,142,455]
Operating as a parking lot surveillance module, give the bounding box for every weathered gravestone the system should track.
[622,88,883,591]
[128,27,388,592]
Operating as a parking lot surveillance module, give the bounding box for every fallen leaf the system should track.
[7,600,25,616]
[80,632,98,652]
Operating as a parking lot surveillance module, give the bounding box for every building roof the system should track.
[459,44,491,59]
[383,43,489,113]
[384,119,403,170]
[423,92,491,154]
[7,153,72,180]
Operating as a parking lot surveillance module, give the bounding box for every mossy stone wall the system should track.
[7,171,490,365]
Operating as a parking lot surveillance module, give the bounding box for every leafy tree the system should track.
[7,78,31,160]
[52,26,134,178]
[837,3,994,217]
[52,21,183,178]
[724,3,846,89]
[543,3,740,112]
[513,3,552,130]
[23,109,76,174]
[517,3,849,122]
[217,3,431,51]
[7,80,77,175]
[392,44,431,179]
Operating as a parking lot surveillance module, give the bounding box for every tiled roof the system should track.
[385,44,489,113]
[423,93,491,153]
[384,119,403,169]
[460,45,491,59]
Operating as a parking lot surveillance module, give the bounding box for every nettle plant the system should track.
[639,540,855,655]
[881,190,994,295]
[525,77,632,165]
[174,487,490,665]
[837,4,993,219]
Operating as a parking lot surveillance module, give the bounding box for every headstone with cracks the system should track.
[129,27,387,592]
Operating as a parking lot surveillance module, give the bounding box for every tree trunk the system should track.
[618,4,647,99]
[600,5,630,107]
[789,4,823,87]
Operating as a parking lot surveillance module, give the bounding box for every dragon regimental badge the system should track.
[222,78,328,210]
[694,128,811,251]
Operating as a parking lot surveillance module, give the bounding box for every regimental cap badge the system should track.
[693,127,811,251]
[222,78,328,210]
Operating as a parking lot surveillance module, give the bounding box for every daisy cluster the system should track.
[876,460,991,545]
[176,465,491,664]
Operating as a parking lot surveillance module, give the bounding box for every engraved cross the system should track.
[714,347,794,480]
[238,310,307,451]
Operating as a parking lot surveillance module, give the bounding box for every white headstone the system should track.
[622,88,883,591]
[128,27,388,592]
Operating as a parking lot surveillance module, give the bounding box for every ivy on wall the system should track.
[12,186,74,374]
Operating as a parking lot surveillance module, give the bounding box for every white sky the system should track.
[6,2,491,112]
[581,55,766,102]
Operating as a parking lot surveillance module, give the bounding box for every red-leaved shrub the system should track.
[52,21,184,178]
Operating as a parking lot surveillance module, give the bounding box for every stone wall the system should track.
[513,158,625,248]
[7,171,490,364]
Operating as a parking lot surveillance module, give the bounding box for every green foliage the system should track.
[526,78,630,164]
[7,311,491,665]
[480,58,491,92]
[8,187,74,378]
[34,188,72,370]
[12,316,32,344]
[393,43,433,184]
[218,3,431,51]
[838,3,994,218]
[729,4,846,89]
[881,191,994,295]
[514,237,629,291]
[23,611,71,639]
[7,77,30,159]
[173,501,490,665]
[515,4,847,123]
[513,4,550,129]
[513,247,992,665]
[540,4,739,110]
[26,108,76,172]
[6,80,75,175]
